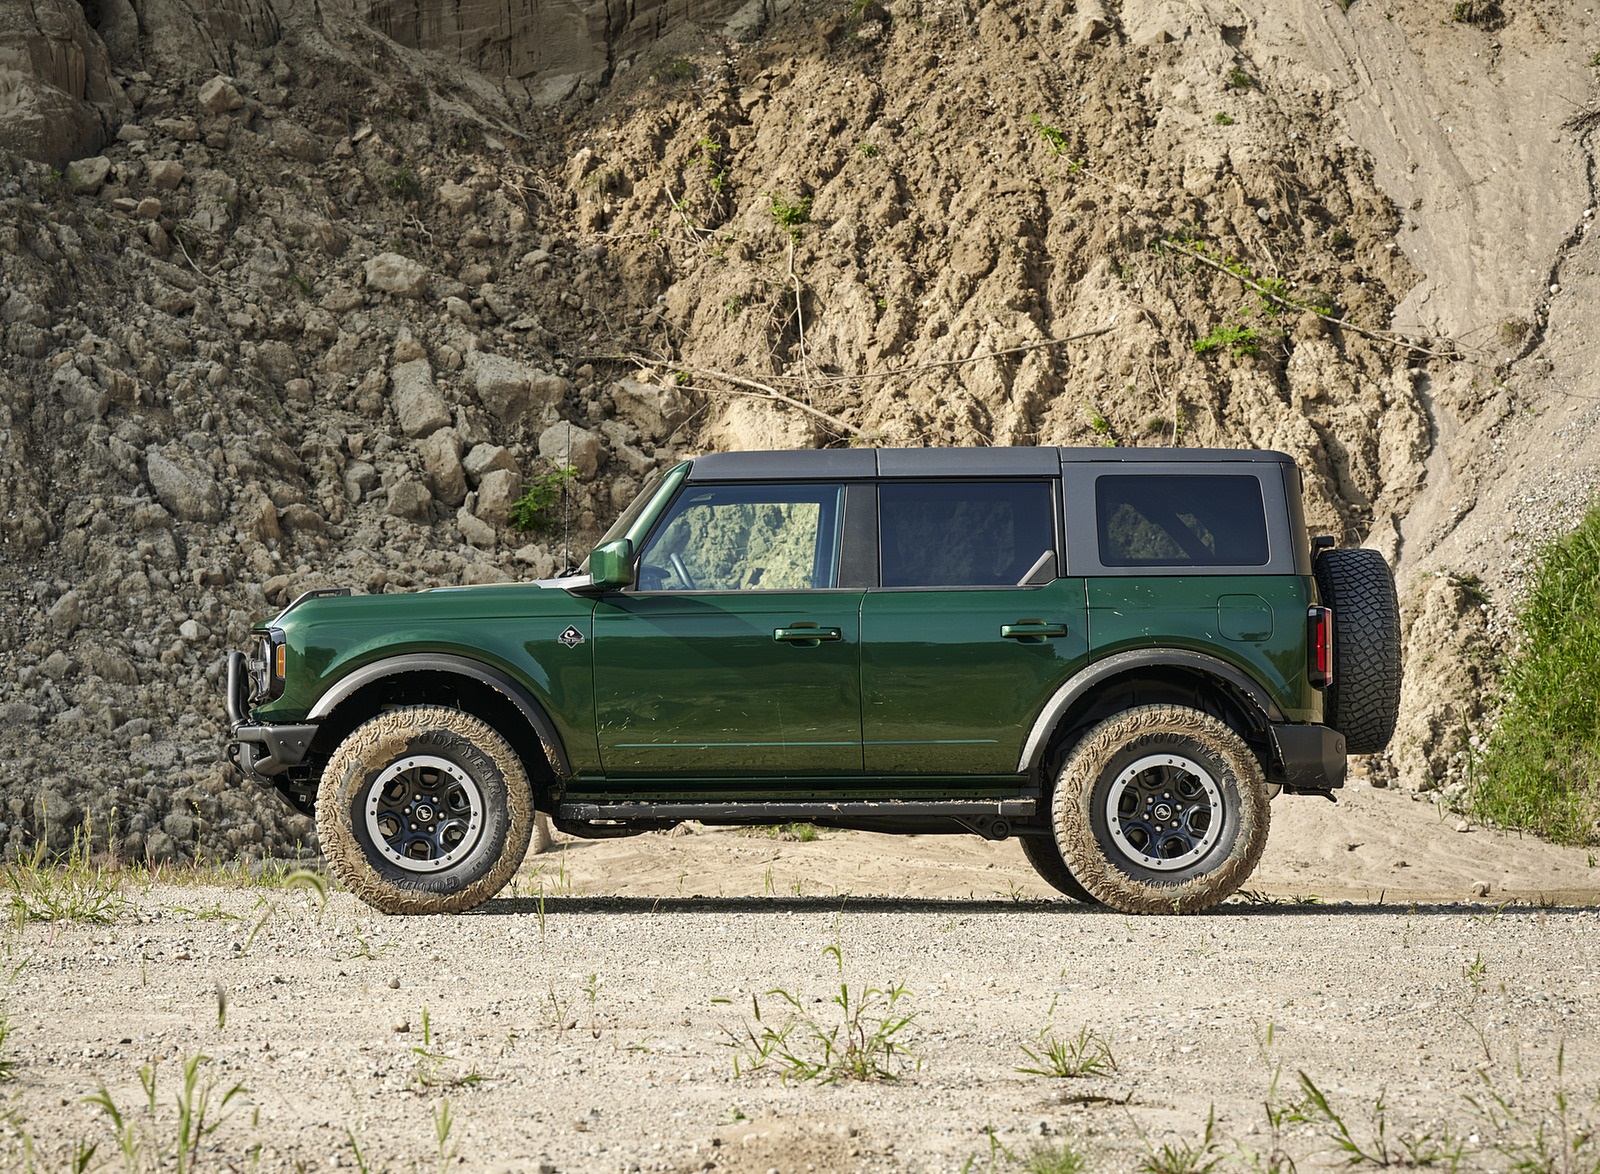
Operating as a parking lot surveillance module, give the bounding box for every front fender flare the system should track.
[306,653,574,778]
[1017,648,1285,775]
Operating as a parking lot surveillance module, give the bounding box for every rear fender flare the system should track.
[1018,648,1284,775]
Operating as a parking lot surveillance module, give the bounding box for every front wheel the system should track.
[317,706,535,914]
[1052,705,1269,914]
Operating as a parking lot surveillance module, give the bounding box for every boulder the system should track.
[610,379,692,441]
[463,443,518,485]
[144,447,223,522]
[196,76,244,114]
[474,468,519,526]
[465,351,566,427]
[539,422,604,479]
[419,430,468,506]
[65,155,112,194]
[437,182,476,214]
[363,252,429,298]
[386,479,433,520]
[390,359,451,438]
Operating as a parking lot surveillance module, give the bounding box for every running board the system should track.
[557,798,1036,822]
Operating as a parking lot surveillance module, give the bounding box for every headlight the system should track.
[246,631,286,702]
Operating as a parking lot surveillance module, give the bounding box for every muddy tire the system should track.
[1313,547,1401,755]
[317,706,535,915]
[1019,835,1098,904]
[1052,705,1269,914]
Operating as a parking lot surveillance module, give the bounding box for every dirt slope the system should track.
[0,0,1596,862]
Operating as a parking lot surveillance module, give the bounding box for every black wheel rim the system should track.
[1104,753,1224,871]
[364,754,485,873]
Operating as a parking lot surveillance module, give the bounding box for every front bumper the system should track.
[226,650,317,781]
[1269,722,1346,791]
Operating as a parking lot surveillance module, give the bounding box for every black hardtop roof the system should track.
[685,447,1295,481]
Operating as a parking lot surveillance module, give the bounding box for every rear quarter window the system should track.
[1095,474,1269,567]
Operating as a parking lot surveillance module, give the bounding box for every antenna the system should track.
[561,423,572,573]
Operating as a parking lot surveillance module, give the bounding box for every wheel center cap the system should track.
[1153,803,1174,822]
[415,803,435,822]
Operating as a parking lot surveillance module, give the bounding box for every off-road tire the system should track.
[1313,547,1401,754]
[1052,705,1270,914]
[1018,835,1098,903]
[317,706,535,915]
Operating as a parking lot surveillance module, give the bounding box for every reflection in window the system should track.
[1096,475,1269,566]
[879,481,1056,588]
[637,485,843,591]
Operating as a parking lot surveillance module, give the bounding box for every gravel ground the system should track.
[5,790,1600,1173]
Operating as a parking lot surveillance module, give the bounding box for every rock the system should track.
[609,380,692,441]
[364,253,429,298]
[392,329,427,363]
[186,170,239,231]
[145,447,224,522]
[465,352,566,427]
[389,359,452,438]
[386,480,433,520]
[480,284,517,321]
[1472,881,1491,898]
[457,508,497,548]
[66,156,113,194]
[539,422,604,479]
[420,431,468,506]
[197,76,244,114]
[474,469,519,526]
[271,121,322,162]
[145,159,185,190]
[47,591,81,636]
[463,443,518,485]
[144,831,179,864]
[344,461,379,503]
[0,2,128,167]
[445,295,478,326]
[514,544,558,577]
[34,789,82,851]
[437,182,476,214]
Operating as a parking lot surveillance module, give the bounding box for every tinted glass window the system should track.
[637,484,843,591]
[879,481,1056,588]
[1095,475,1269,567]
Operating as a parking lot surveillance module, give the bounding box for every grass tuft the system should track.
[1470,502,1600,843]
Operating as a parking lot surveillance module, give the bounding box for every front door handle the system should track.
[1001,621,1067,643]
[774,625,843,646]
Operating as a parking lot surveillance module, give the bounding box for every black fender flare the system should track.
[307,653,574,778]
[1017,648,1285,775]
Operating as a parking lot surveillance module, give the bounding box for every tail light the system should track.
[1307,606,1333,689]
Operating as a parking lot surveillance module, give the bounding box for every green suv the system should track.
[227,447,1400,914]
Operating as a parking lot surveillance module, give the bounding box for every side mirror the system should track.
[588,539,635,589]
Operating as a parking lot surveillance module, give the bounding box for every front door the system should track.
[592,481,864,787]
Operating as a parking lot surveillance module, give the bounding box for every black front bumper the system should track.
[1269,722,1346,791]
[226,650,317,782]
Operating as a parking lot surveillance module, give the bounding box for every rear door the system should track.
[860,478,1089,781]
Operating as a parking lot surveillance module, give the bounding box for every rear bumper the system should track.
[1269,722,1346,791]
[226,651,317,781]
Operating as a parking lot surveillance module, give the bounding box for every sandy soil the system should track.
[4,784,1599,1173]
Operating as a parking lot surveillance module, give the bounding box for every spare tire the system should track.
[1313,547,1401,754]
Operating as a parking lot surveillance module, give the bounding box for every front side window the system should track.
[1096,474,1269,567]
[879,481,1057,588]
[636,483,843,591]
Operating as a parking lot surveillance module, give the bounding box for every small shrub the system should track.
[652,57,696,84]
[383,166,422,202]
[1021,1142,1089,1174]
[1213,112,1235,125]
[509,466,578,533]
[1029,114,1070,155]
[1017,1027,1118,1079]
[1499,317,1531,343]
[856,141,879,158]
[1451,1,1505,29]
[1225,66,1259,91]
[1193,323,1261,357]
[769,194,813,240]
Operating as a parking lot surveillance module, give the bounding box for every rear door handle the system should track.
[774,626,843,645]
[1001,621,1067,643]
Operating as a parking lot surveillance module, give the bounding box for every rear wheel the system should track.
[1052,705,1269,914]
[1019,835,1098,903]
[317,706,534,914]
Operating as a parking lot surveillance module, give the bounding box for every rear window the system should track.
[880,481,1056,587]
[1095,474,1269,567]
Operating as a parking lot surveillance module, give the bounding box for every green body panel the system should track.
[251,585,602,767]
[859,580,1089,775]
[590,591,865,782]
[1086,575,1317,721]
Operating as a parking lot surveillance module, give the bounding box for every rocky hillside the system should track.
[0,0,1594,863]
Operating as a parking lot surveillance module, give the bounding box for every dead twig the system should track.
[1160,237,1459,360]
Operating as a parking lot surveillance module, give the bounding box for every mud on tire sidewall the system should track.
[317,707,534,915]
[1053,706,1269,915]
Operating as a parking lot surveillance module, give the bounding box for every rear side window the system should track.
[1095,474,1269,567]
[879,481,1056,587]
